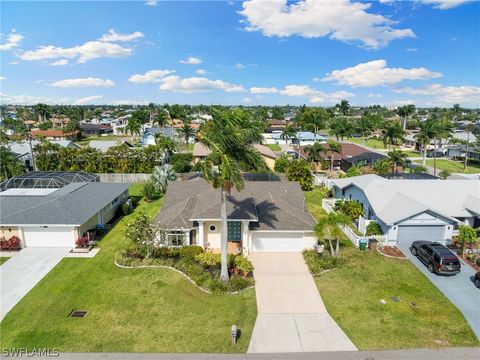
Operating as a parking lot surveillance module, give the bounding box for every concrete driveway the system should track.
[0,247,71,320]
[247,253,356,353]
[398,244,480,340]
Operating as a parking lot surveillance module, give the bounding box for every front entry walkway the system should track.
[247,253,357,353]
[0,247,71,320]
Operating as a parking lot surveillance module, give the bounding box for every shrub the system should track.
[206,277,229,293]
[0,235,21,251]
[75,236,90,248]
[178,245,204,258]
[274,156,290,173]
[170,153,193,173]
[303,250,346,274]
[285,159,313,191]
[142,180,157,201]
[152,247,175,258]
[228,276,254,292]
[122,203,132,215]
[195,252,221,268]
[365,222,383,236]
[334,200,364,221]
[234,255,254,276]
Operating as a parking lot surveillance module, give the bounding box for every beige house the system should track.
[192,143,277,170]
[154,179,317,254]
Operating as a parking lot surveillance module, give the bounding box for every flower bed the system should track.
[116,246,254,294]
[0,236,21,251]
[303,249,347,275]
[377,245,407,259]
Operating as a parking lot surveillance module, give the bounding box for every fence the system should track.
[322,198,361,247]
[313,174,335,189]
[96,173,151,183]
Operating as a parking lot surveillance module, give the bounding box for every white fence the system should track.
[96,173,151,183]
[313,174,335,189]
[322,199,361,247]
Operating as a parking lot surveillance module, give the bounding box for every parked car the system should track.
[426,151,445,158]
[475,272,480,288]
[410,241,461,275]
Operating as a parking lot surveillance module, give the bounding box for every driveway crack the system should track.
[292,314,304,352]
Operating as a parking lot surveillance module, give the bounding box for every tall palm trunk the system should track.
[433,138,438,176]
[220,188,229,281]
[464,132,470,170]
[422,144,426,166]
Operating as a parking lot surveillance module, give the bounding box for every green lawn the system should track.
[267,144,282,151]
[0,257,10,265]
[304,188,479,349]
[402,150,422,158]
[75,135,131,146]
[0,186,257,353]
[345,137,393,150]
[422,159,480,174]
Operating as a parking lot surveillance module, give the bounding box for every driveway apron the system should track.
[247,252,357,353]
[0,247,71,320]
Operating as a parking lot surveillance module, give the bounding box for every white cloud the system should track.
[145,0,159,6]
[110,99,149,105]
[242,97,252,103]
[368,93,382,98]
[322,59,442,87]
[309,91,355,104]
[50,77,115,88]
[179,56,202,65]
[250,86,278,94]
[0,93,55,105]
[99,29,144,42]
[128,69,176,83]
[279,84,317,97]
[50,59,69,66]
[196,69,207,75]
[239,0,415,49]
[417,0,471,9]
[0,77,5,81]
[235,63,247,69]
[158,76,244,93]
[20,40,133,63]
[0,29,24,51]
[393,83,480,105]
[75,95,104,105]
[406,48,418,52]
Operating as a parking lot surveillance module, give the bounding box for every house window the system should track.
[228,222,242,242]
[209,225,216,232]
[167,231,186,247]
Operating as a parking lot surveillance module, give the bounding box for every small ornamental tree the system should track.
[334,200,364,221]
[285,159,313,191]
[125,213,161,258]
[457,225,479,257]
[366,222,383,236]
[274,156,290,173]
[142,180,157,202]
[438,169,451,180]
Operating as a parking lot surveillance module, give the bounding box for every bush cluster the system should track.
[303,250,347,275]
[0,235,21,251]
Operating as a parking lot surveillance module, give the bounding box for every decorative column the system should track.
[242,221,249,255]
[198,221,205,248]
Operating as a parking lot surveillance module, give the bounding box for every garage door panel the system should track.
[397,225,444,245]
[252,232,304,252]
[23,227,75,248]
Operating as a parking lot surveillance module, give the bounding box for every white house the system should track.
[332,174,480,245]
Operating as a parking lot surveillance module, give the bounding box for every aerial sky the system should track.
[1,0,479,107]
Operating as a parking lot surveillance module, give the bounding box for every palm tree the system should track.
[154,110,169,132]
[326,140,342,171]
[329,117,354,141]
[298,108,329,142]
[381,121,405,149]
[356,113,381,146]
[315,212,350,256]
[148,102,156,124]
[396,104,415,130]
[0,146,24,180]
[199,109,264,281]
[126,117,141,142]
[387,149,408,173]
[432,117,453,176]
[151,164,177,194]
[304,142,324,170]
[414,120,437,166]
[177,123,196,146]
[373,159,391,176]
[463,124,476,170]
[337,99,350,116]
[280,123,296,144]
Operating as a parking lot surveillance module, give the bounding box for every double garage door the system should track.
[23,227,75,248]
[251,232,305,252]
[397,225,445,245]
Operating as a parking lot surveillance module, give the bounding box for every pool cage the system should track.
[0,171,99,191]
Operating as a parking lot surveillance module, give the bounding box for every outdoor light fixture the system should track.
[231,325,237,346]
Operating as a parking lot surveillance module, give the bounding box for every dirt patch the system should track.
[378,246,407,259]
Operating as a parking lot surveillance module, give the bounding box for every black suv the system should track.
[410,241,461,275]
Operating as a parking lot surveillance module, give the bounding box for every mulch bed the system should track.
[378,246,407,259]
[459,255,480,272]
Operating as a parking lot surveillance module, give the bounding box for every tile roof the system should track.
[154,179,316,231]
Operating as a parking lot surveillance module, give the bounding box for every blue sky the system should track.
[1,0,479,107]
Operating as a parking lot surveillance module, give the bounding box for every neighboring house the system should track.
[332,174,480,245]
[291,132,328,146]
[88,140,133,153]
[30,130,80,140]
[154,179,317,254]
[142,127,176,146]
[0,172,129,248]
[298,142,385,171]
[80,123,114,135]
[447,145,480,161]
[267,119,287,132]
[262,131,283,145]
[8,140,80,171]
[384,172,438,180]
[50,117,71,128]
[192,143,277,170]
[404,130,477,150]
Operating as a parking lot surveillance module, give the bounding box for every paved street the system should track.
[247,253,356,353]
[398,244,480,340]
[0,247,71,320]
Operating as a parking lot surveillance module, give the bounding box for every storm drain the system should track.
[69,310,88,318]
